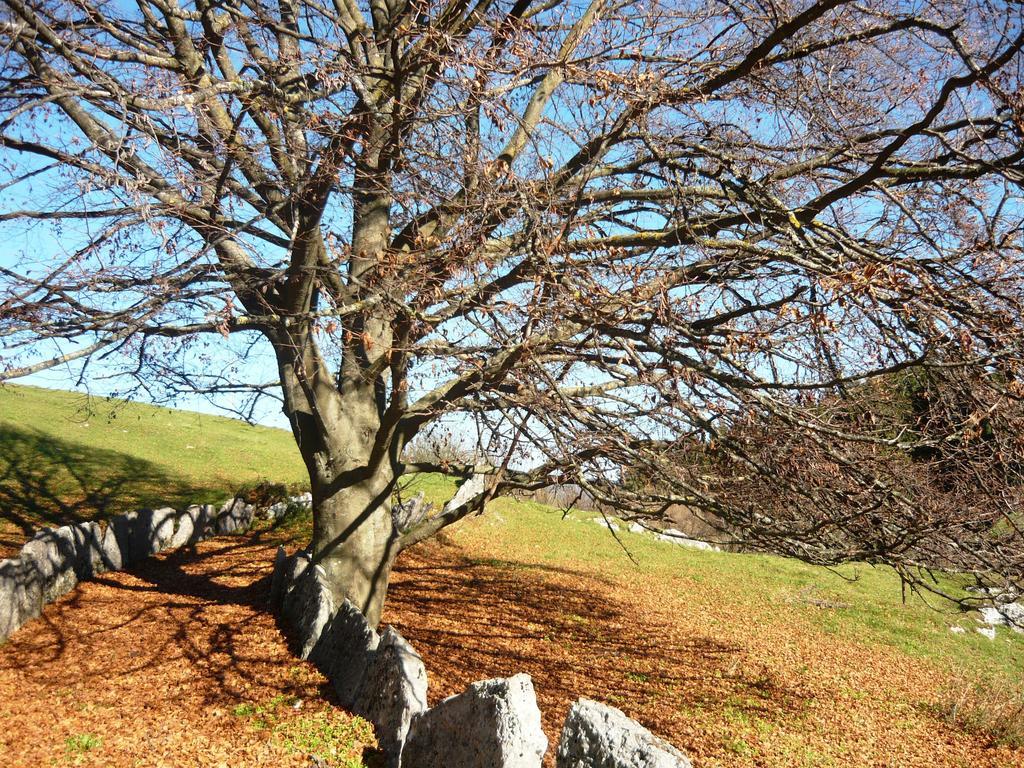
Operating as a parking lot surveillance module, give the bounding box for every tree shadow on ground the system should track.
[385,538,812,763]
[0,424,212,554]
[0,520,810,766]
[0,531,384,764]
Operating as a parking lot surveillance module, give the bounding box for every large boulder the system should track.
[555,699,691,768]
[110,507,177,565]
[280,558,334,660]
[0,556,43,641]
[310,598,382,709]
[213,498,254,535]
[69,521,108,579]
[20,527,78,603]
[167,508,196,549]
[403,673,547,768]
[353,626,428,767]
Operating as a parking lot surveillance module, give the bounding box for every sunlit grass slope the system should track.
[398,473,1023,692]
[2,383,1020,704]
[0,383,306,551]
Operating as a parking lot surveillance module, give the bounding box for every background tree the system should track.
[2,0,1023,625]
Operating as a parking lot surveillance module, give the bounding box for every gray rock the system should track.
[99,523,123,571]
[991,606,1024,634]
[999,602,1024,632]
[21,527,78,603]
[310,599,381,710]
[167,508,196,549]
[392,492,433,534]
[110,509,173,565]
[69,521,107,578]
[656,529,716,551]
[148,507,178,551]
[281,559,334,660]
[0,557,43,641]
[979,606,1005,626]
[265,501,289,521]
[556,699,691,768]
[189,504,216,543]
[214,498,254,534]
[354,626,428,766]
[443,473,488,514]
[403,673,547,768]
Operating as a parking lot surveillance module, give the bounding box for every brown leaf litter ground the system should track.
[1,525,1021,768]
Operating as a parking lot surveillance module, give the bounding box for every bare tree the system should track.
[2,0,1023,624]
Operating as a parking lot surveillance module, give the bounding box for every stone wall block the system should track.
[353,625,428,767]
[403,673,547,768]
[0,557,42,641]
[310,598,381,710]
[20,528,78,603]
[555,699,691,768]
[280,560,334,660]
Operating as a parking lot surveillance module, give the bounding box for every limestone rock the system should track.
[392,493,432,534]
[1002,602,1024,632]
[214,498,254,534]
[110,508,176,565]
[69,521,107,578]
[281,560,334,660]
[99,523,123,571]
[0,557,43,641]
[354,626,428,766]
[189,504,216,543]
[656,529,716,551]
[167,509,196,549]
[265,501,289,521]
[979,606,1005,626]
[310,598,381,709]
[20,528,78,603]
[443,473,488,514]
[149,507,178,551]
[555,699,691,768]
[403,673,547,768]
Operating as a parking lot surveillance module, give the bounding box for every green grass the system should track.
[3,383,1021,741]
[402,470,1021,691]
[0,383,306,548]
[231,695,376,766]
[64,733,101,763]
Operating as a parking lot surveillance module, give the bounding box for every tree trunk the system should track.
[310,472,398,629]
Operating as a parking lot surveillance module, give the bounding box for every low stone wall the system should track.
[2,498,692,768]
[0,493,310,643]
[272,549,692,768]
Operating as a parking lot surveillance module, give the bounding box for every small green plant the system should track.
[275,710,376,768]
[232,696,375,766]
[64,733,101,763]
[723,736,756,757]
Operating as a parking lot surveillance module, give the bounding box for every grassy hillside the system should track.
[398,473,1023,693]
[2,383,1021,762]
[0,383,307,552]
